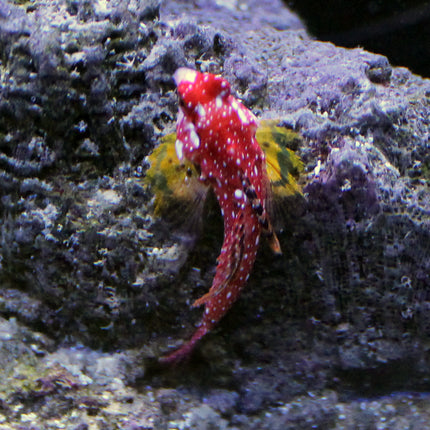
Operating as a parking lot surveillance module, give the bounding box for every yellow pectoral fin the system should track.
[144,133,208,225]
[256,120,303,198]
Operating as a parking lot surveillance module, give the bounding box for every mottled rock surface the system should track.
[0,0,429,428]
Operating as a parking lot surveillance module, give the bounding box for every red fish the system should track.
[160,68,281,363]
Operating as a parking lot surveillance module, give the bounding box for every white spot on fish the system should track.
[175,139,184,160]
[215,96,223,109]
[234,189,243,199]
[177,107,184,122]
[196,103,206,117]
[190,129,200,149]
[237,106,249,124]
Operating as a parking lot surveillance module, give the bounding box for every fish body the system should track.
[160,68,280,363]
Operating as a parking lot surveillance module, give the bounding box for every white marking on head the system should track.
[175,139,184,160]
[196,103,206,117]
[190,129,200,149]
[177,107,184,122]
[237,106,249,124]
[173,68,198,86]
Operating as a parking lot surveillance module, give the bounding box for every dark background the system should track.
[287,0,430,77]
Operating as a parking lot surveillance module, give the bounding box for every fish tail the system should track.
[159,324,209,364]
[160,277,245,364]
[160,211,260,362]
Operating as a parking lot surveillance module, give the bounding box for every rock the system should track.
[184,404,229,430]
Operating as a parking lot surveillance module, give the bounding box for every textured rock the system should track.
[0,0,429,428]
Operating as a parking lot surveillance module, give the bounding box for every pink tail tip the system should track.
[159,345,192,365]
[159,325,208,364]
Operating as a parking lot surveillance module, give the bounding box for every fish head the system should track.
[173,68,231,116]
